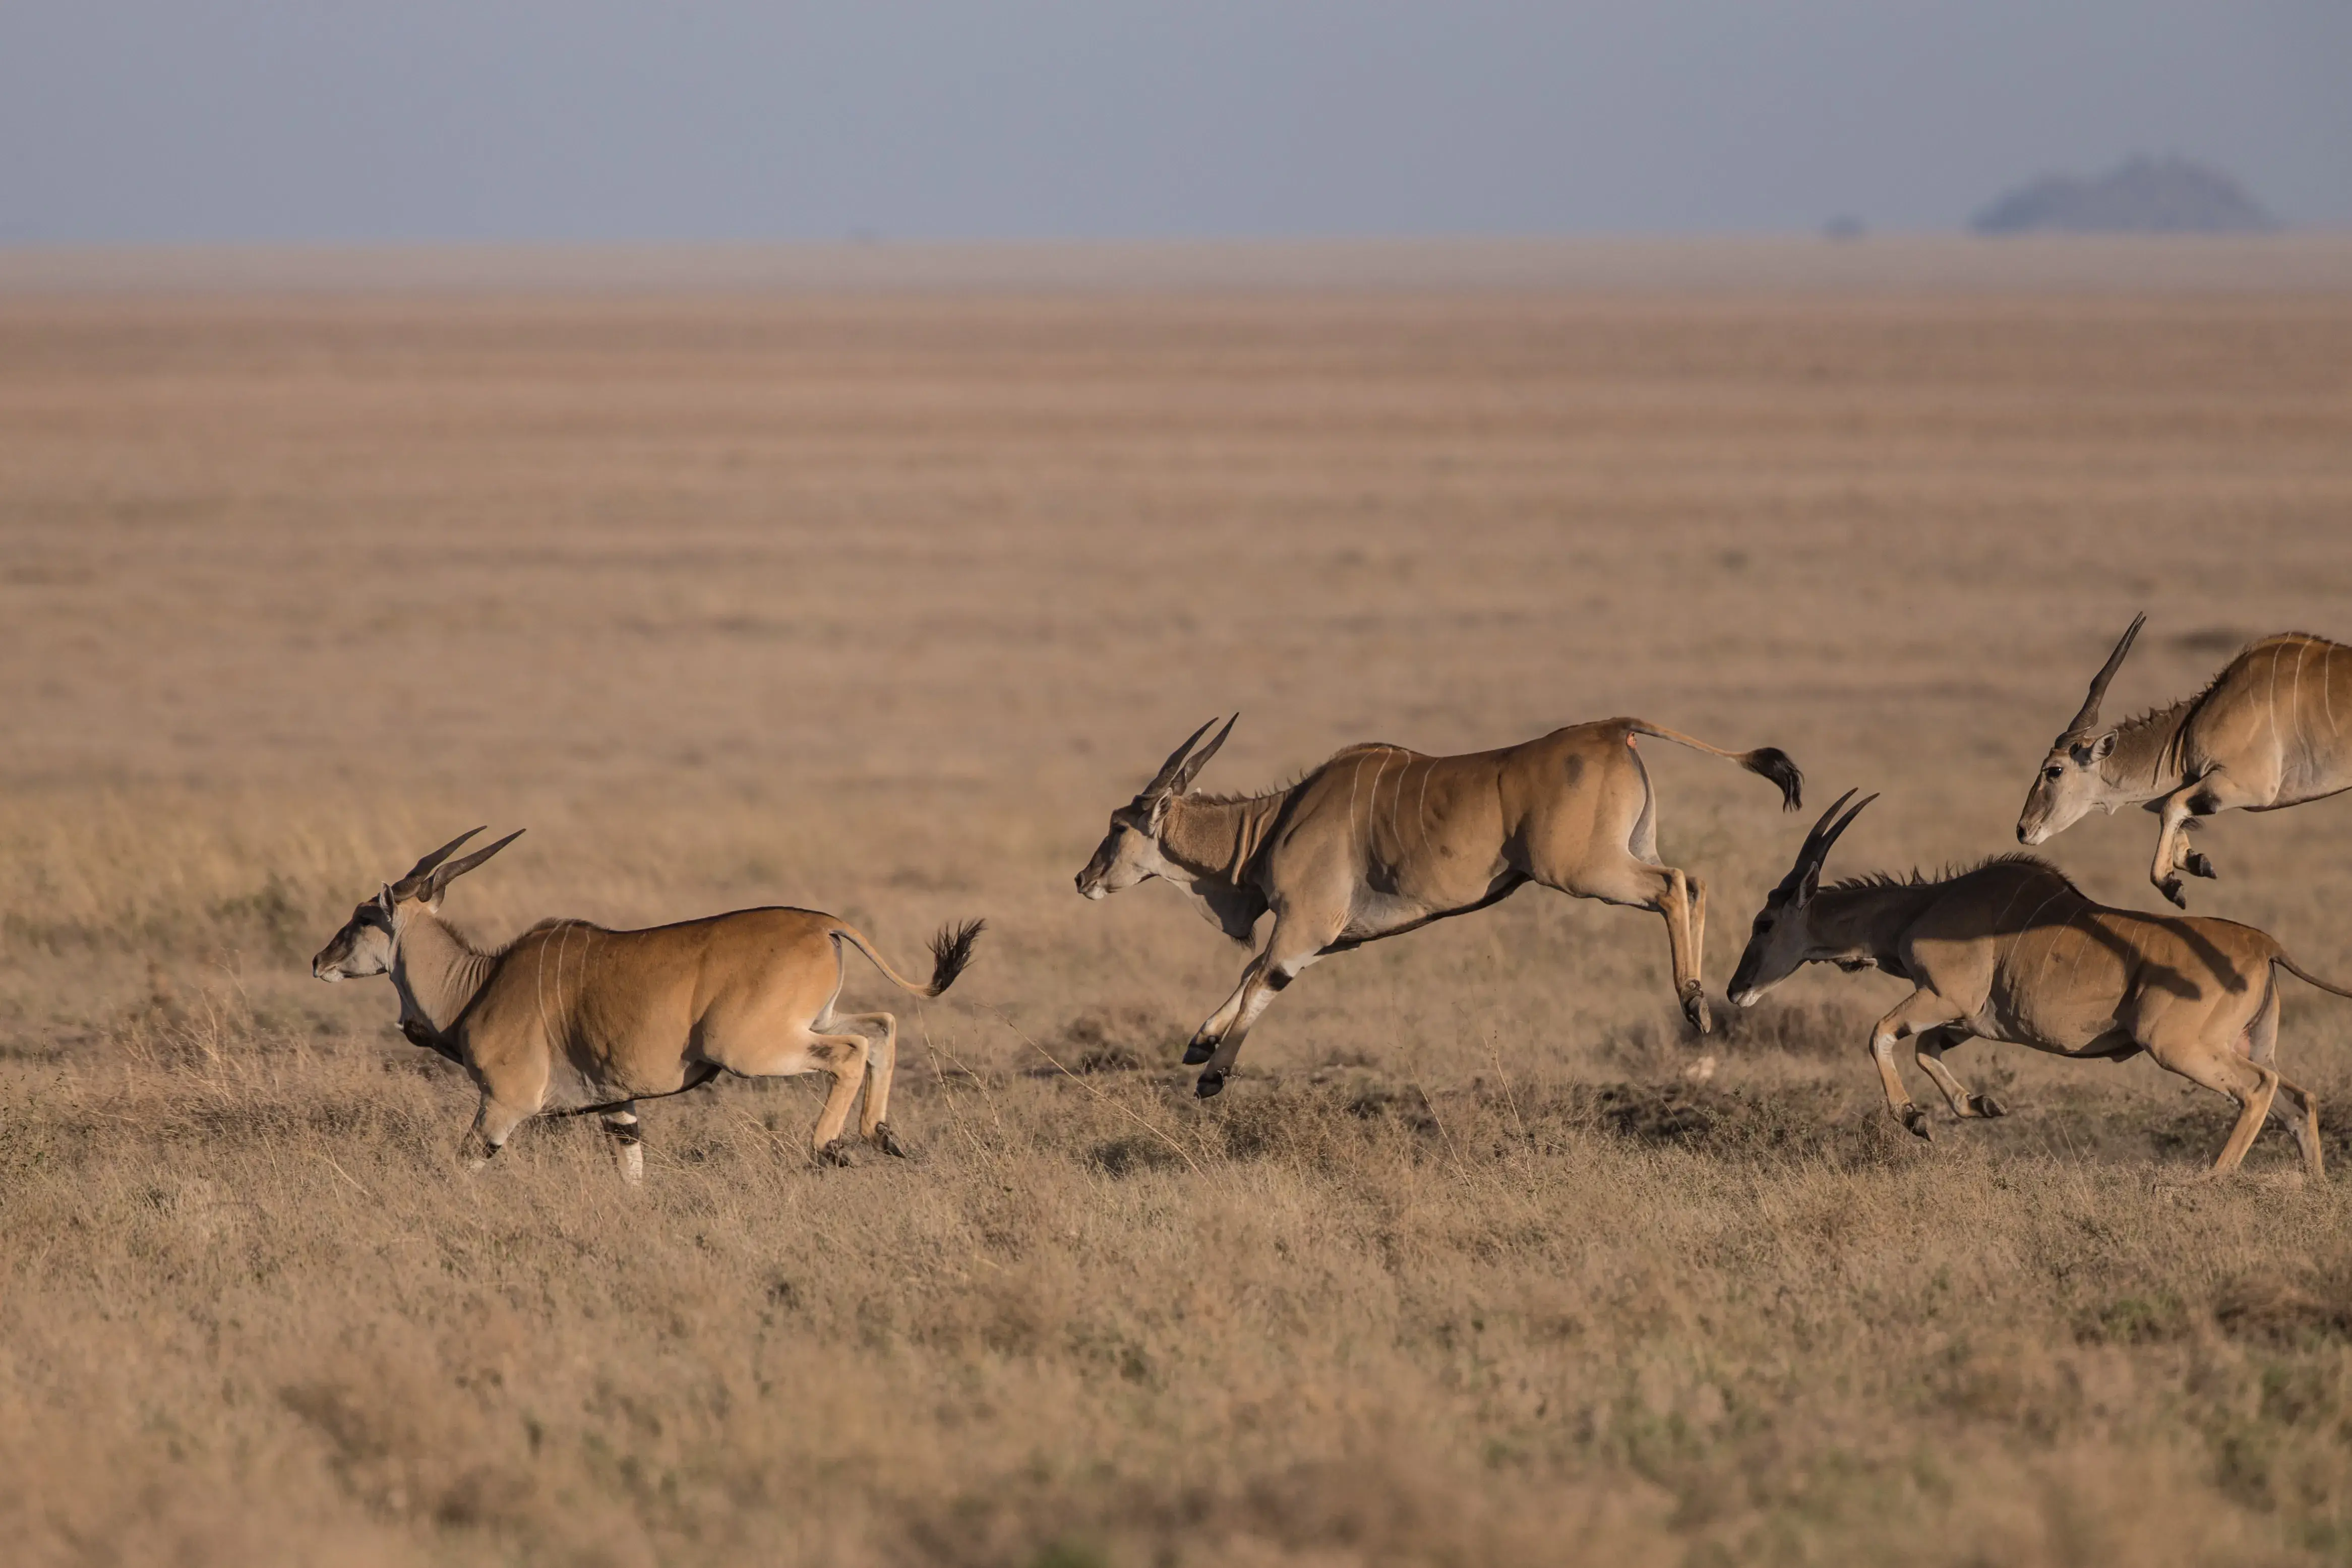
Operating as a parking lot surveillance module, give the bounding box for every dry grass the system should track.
[6,249,2352,1564]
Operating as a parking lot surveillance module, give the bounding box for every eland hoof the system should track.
[2186,852,2217,880]
[1899,1105,1934,1141]
[869,1123,910,1159]
[1194,1068,1227,1100]
[2158,877,2188,909]
[1182,1038,1216,1066]
[1679,985,1713,1035]
[817,1137,859,1168]
[1969,1094,2008,1120]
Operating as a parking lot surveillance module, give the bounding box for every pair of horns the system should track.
[389,826,524,901]
[1138,715,1237,804]
[1776,788,1877,899]
[2065,612,2146,737]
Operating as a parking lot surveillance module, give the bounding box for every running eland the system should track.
[312,829,982,1178]
[1077,715,1802,1098]
[1733,792,2351,1178]
[2017,615,2352,907]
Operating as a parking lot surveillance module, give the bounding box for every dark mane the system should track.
[489,916,610,956]
[1818,869,1930,894]
[1822,853,2076,897]
[1188,783,1302,808]
[2109,684,2219,743]
[2245,630,2341,654]
[2108,633,2344,741]
[418,914,497,958]
[1188,742,1414,807]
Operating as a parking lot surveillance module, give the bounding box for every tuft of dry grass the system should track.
[7,256,2352,1564]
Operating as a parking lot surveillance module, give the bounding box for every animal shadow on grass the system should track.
[1707,995,1881,1059]
[2038,1086,2352,1175]
[1598,996,1873,1078]
[1580,996,1910,1167]
[1042,1006,1185,1076]
[1082,1070,1445,1178]
[1562,1079,1917,1170]
[2211,1263,2352,1348]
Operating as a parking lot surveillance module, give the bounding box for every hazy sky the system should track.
[3,2,2345,243]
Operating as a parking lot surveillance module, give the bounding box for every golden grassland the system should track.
[6,252,2352,1564]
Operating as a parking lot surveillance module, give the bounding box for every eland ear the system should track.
[2089,731,2117,763]
[378,883,398,914]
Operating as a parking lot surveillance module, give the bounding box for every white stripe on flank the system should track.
[534,922,552,1047]
[561,921,581,1052]
[2007,887,2072,969]
[2031,905,2076,992]
[2290,640,2310,776]
[1988,870,2040,934]
[1387,753,1411,862]
[555,922,572,1053]
[2066,917,2092,990]
[2266,643,2282,757]
[1355,752,1373,851]
[1413,757,1434,859]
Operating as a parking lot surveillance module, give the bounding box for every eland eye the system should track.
[2043,765,2064,780]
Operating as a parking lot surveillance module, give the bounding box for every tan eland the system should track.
[1733,792,2351,1178]
[1077,715,1801,1097]
[312,829,983,1178]
[2018,614,2352,906]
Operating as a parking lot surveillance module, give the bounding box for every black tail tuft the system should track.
[928,919,985,995]
[1742,747,1804,811]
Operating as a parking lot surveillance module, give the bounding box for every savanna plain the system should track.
[7,243,2352,1567]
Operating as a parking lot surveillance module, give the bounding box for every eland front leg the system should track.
[1867,991,1968,1140]
[1910,1027,2006,1120]
[2149,771,2254,907]
[1185,910,1342,1099]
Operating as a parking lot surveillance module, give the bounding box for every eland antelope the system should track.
[1077,715,1802,1098]
[311,829,983,1177]
[2017,615,2352,907]
[1732,792,2352,1178]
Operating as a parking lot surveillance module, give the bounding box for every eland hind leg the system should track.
[1526,751,1712,1032]
[825,1009,909,1157]
[2143,1018,2285,1179]
[2242,983,2323,1179]
[601,1102,644,1184]
[700,1027,873,1165]
[1541,852,1711,1034]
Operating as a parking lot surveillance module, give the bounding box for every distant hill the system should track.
[1972,156,2275,235]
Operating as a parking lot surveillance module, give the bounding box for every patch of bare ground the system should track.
[7,270,2352,1563]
